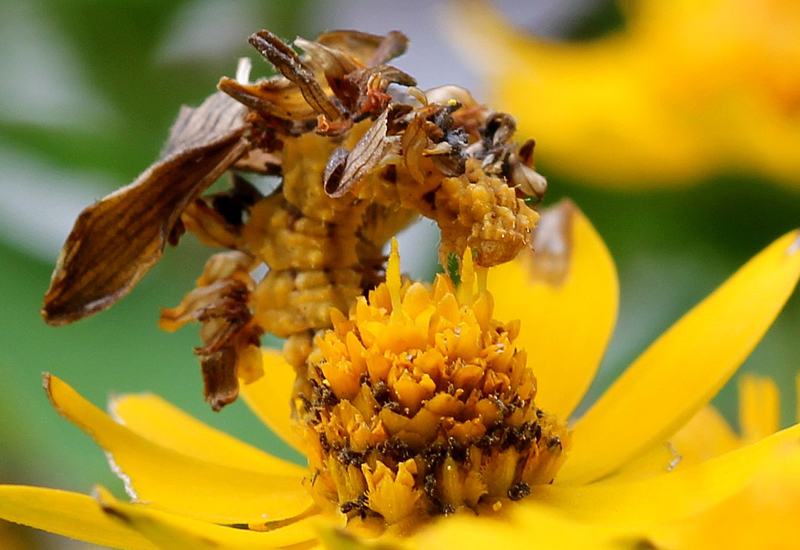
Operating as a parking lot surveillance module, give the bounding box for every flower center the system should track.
[294,240,570,526]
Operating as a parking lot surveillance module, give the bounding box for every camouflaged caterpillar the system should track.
[41,29,546,410]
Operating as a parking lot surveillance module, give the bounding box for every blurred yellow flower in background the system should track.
[1,204,799,549]
[448,0,800,188]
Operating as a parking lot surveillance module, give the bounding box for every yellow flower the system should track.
[446,0,800,188]
[1,202,800,549]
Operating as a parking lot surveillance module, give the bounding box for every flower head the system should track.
[300,241,568,524]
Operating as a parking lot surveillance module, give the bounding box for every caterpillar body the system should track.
[42,29,545,410]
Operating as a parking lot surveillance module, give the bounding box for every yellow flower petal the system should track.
[607,405,740,482]
[560,230,800,484]
[532,422,800,526]
[240,348,307,453]
[109,392,305,477]
[738,374,780,443]
[653,445,800,550]
[94,486,318,550]
[599,442,682,483]
[670,405,740,467]
[489,199,618,419]
[0,485,156,550]
[45,374,311,523]
[407,505,643,550]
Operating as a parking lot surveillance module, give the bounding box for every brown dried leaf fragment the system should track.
[328,108,398,198]
[218,77,319,120]
[316,30,408,67]
[162,92,247,157]
[294,37,361,79]
[348,65,416,115]
[200,348,240,412]
[367,31,410,66]
[323,147,350,196]
[42,92,249,326]
[160,251,260,411]
[181,200,243,249]
[248,30,344,122]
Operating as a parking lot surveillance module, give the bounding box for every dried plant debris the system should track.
[42,29,547,409]
[42,93,249,326]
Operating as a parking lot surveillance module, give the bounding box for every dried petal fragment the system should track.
[248,30,344,122]
[367,31,410,66]
[42,92,249,325]
[160,252,260,411]
[217,77,319,120]
[294,37,361,79]
[323,147,350,196]
[331,109,395,197]
[316,30,408,66]
[161,92,248,157]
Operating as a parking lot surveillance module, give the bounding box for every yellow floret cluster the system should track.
[296,242,570,525]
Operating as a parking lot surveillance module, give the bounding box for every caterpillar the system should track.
[41,29,545,410]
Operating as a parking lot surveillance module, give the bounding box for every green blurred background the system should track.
[0,0,798,547]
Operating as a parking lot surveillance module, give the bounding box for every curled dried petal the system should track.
[484,112,516,147]
[196,251,257,287]
[425,85,480,109]
[518,139,535,166]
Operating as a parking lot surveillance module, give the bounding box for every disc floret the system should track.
[298,240,570,525]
